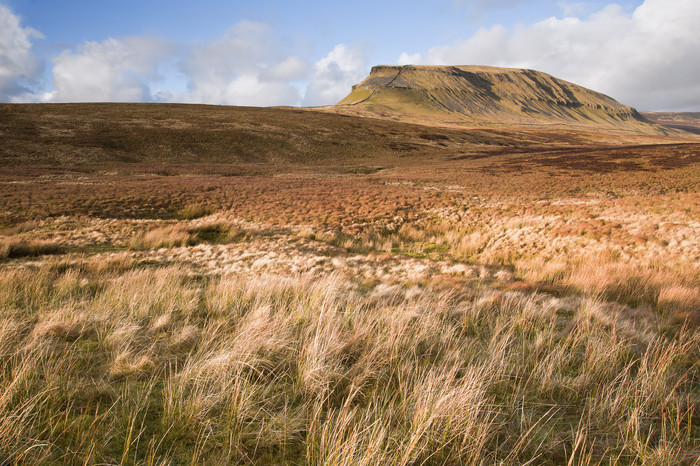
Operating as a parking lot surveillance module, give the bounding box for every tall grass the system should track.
[0,265,697,464]
[0,238,64,259]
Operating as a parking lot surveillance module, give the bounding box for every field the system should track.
[1,103,699,464]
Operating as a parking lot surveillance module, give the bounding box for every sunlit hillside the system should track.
[332,65,675,135]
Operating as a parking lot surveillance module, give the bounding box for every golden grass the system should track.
[177,204,212,220]
[128,220,247,250]
[0,237,64,259]
[0,265,697,464]
[137,224,192,249]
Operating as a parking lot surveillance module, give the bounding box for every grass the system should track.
[0,103,698,464]
[128,221,250,250]
[0,238,65,259]
[0,266,697,464]
[177,204,212,221]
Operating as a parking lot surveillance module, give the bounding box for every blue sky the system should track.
[1,0,698,110]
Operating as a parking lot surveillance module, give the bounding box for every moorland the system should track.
[0,66,699,464]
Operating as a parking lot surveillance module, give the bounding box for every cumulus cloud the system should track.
[0,5,43,102]
[48,36,171,102]
[180,21,308,106]
[25,16,361,107]
[303,44,367,106]
[269,56,309,82]
[402,0,700,111]
[397,52,421,65]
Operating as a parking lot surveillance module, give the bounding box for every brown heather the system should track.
[0,103,698,464]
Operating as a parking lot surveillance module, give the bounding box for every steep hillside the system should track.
[336,65,672,134]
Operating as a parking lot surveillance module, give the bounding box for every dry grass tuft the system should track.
[178,203,213,220]
[658,285,700,311]
[136,224,192,249]
[109,352,156,380]
[0,238,64,259]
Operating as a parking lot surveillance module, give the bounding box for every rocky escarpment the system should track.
[337,65,668,133]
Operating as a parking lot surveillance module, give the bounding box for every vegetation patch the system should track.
[0,238,65,259]
[177,203,212,220]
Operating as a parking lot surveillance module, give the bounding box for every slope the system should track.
[1,102,677,168]
[335,65,673,134]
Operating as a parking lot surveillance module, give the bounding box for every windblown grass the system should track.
[128,221,248,250]
[0,266,697,464]
[0,238,64,259]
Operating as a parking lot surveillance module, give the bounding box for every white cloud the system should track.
[268,56,309,81]
[403,0,700,111]
[303,44,367,106]
[180,30,367,107]
[49,36,171,102]
[397,52,421,65]
[180,21,306,106]
[11,16,361,107]
[0,5,43,102]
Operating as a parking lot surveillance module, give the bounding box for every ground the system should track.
[0,104,698,464]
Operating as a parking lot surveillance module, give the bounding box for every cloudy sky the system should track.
[1,0,698,110]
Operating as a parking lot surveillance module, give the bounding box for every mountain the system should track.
[334,65,672,134]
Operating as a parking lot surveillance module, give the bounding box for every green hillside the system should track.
[337,65,673,134]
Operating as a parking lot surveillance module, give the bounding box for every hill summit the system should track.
[336,65,665,133]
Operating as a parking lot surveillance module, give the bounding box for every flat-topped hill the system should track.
[335,65,672,134]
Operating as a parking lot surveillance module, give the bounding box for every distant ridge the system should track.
[642,112,700,135]
[335,65,672,134]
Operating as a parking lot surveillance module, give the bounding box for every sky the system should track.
[1,0,698,111]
